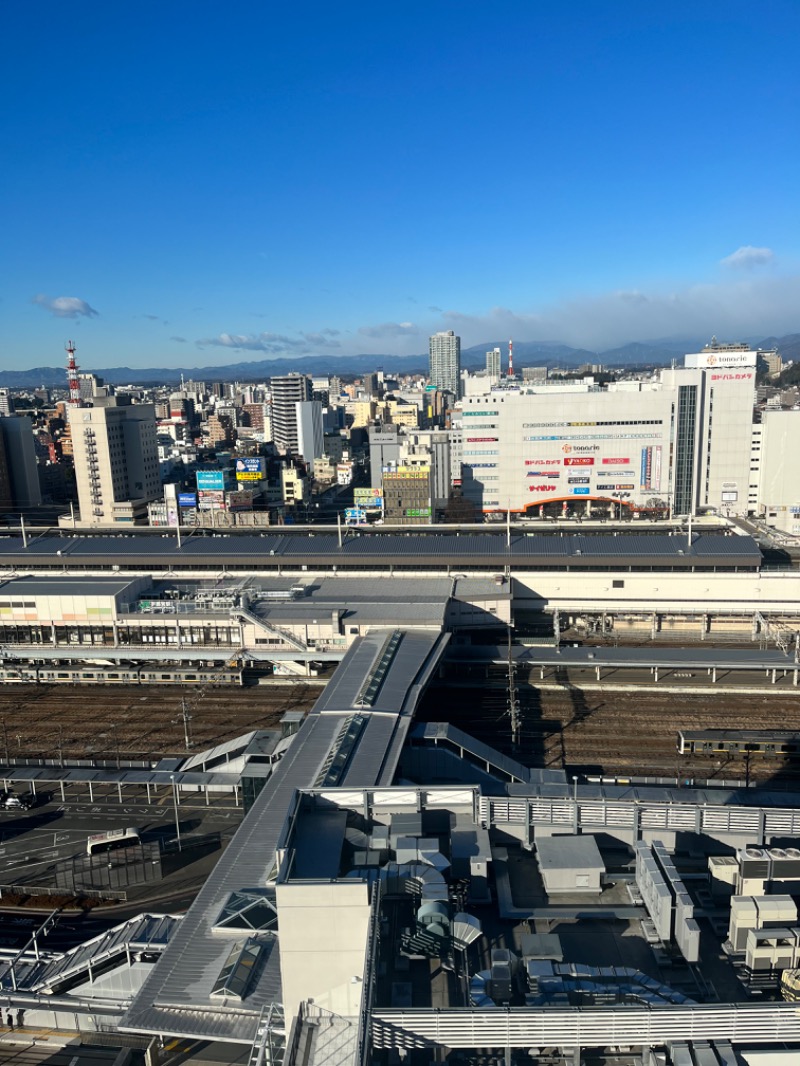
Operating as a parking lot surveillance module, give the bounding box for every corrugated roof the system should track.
[0,531,761,566]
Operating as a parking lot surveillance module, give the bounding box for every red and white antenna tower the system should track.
[65,340,81,406]
[507,337,515,379]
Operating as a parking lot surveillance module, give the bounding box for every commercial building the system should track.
[68,399,160,525]
[756,409,800,533]
[270,374,312,454]
[429,330,461,397]
[461,350,758,517]
[383,467,433,524]
[368,425,401,489]
[396,429,451,513]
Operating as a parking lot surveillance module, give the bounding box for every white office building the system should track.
[755,409,800,533]
[69,399,161,525]
[460,349,758,517]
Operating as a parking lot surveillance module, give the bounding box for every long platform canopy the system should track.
[0,531,761,571]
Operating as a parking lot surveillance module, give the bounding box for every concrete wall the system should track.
[513,569,800,617]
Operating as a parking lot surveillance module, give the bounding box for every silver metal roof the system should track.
[120,628,449,1045]
[412,722,535,784]
[0,531,761,568]
[448,645,796,670]
[0,575,142,596]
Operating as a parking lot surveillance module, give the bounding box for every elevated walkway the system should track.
[0,913,179,996]
[410,721,564,786]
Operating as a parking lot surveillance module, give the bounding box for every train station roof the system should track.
[448,644,796,671]
[0,530,762,570]
[120,628,449,1044]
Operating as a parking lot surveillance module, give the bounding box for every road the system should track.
[0,792,243,897]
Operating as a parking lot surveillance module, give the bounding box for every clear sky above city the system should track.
[2,0,799,370]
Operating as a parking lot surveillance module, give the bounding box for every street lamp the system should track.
[572,775,579,835]
[170,774,182,851]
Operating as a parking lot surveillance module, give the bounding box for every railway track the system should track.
[0,683,318,762]
[419,682,800,783]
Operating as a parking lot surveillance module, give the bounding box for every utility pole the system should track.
[507,626,520,752]
[179,698,193,751]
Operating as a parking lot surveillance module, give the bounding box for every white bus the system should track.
[86,827,141,856]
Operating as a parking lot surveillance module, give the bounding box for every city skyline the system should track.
[2,1,799,370]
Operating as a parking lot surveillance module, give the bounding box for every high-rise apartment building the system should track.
[486,347,501,378]
[270,374,312,454]
[429,331,461,397]
[206,413,234,447]
[68,399,160,524]
[243,403,267,434]
[295,401,324,463]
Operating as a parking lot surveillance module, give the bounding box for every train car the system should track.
[0,664,243,686]
[678,729,800,757]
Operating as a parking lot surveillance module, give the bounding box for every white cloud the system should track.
[432,275,800,351]
[196,328,342,354]
[301,331,341,347]
[196,332,306,352]
[358,321,420,338]
[32,294,98,319]
[720,245,774,270]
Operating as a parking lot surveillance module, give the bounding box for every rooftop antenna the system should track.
[65,341,81,407]
[507,338,515,379]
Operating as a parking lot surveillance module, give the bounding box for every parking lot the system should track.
[0,786,243,893]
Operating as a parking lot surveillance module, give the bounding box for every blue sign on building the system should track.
[571,487,590,495]
[178,493,197,508]
[196,470,226,491]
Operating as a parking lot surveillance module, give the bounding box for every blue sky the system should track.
[2,0,799,370]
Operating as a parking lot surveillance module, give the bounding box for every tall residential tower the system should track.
[428,330,461,397]
[270,374,313,454]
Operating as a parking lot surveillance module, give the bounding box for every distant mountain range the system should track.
[2,333,796,389]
